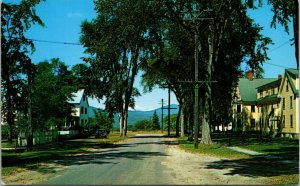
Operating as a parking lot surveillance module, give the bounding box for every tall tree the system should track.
[80,0,162,137]
[1,0,44,144]
[152,111,160,130]
[31,59,77,131]
[246,0,299,68]
[142,0,271,147]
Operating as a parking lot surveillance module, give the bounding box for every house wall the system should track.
[280,76,298,137]
[71,107,80,117]
[78,94,89,126]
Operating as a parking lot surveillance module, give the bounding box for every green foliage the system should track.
[152,111,160,130]
[1,125,18,140]
[133,120,153,131]
[1,0,44,143]
[30,59,77,131]
[87,110,114,133]
[163,114,177,131]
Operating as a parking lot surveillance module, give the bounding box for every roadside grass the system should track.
[128,130,169,135]
[212,133,299,160]
[1,139,17,148]
[267,174,299,185]
[2,132,131,176]
[178,137,250,159]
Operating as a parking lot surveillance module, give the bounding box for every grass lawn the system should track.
[212,133,299,161]
[178,137,250,159]
[1,139,18,148]
[1,132,131,176]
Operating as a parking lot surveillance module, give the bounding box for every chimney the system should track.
[278,74,282,80]
[247,70,253,81]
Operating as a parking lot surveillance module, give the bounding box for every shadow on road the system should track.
[205,156,299,178]
[2,136,172,176]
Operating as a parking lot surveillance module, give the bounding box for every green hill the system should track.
[113,104,179,129]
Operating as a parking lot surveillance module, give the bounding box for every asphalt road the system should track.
[41,134,176,185]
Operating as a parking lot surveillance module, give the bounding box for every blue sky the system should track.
[3,0,297,110]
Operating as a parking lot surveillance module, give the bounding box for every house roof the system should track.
[256,79,281,91]
[256,94,280,105]
[286,68,299,78]
[238,78,277,103]
[285,68,299,97]
[67,89,85,104]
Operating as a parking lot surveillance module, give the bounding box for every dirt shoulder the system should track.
[1,162,67,185]
[162,145,269,185]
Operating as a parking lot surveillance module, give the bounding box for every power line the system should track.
[6,35,82,45]
[268,39,293,53]
[264,61,293,69]
[28,38,81,45]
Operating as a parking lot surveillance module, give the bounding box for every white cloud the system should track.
[88,97,105,109]
[129,104,144,111]
[67,12,83,18]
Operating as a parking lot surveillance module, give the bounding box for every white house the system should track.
[66,89,90,127]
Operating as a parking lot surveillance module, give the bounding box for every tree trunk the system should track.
[200,30,213,145]
[180,107,185,137]
[175,105,181,137]
[27,63,33,151]
[124,111,128,136]
[188,110,194,141]
[183,107,188,134]
[3,58,14,144]
[119,112,124,136]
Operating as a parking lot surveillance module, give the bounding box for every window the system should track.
[282,98,285,110]
[271,88,275,95]
[282,115,285,128]
[237,105,241,113]
[286,80,289,92]
[81,119,84,125]
[251,119,255,128]
[85,108,87,114]
[81,107,84,114]
[85,119,87,124]
[290,96,293,109]
[251,105,255,112]
[260,90,263,98]
[290,115,293,128]
[83,95,86,101]
[237,119,242,128]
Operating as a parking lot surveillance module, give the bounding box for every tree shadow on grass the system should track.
[205,156,299,178]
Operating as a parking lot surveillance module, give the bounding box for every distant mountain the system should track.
[113,104,179,129]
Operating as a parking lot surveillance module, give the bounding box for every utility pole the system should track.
[179,8,215,148]
[159,85,177,137]
[159,99,166,133]
[194,25,199,148]
[168,88,171,137]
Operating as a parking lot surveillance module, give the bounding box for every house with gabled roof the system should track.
[278,69,299,138]
[232,70,278,132]
[256,76,282,136]
[66,89,90,128]
[233,68,299,139]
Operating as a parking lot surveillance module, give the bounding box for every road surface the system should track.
[36,134,274,185]
[41,134,176,185]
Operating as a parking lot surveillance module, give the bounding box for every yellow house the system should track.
[278,69,299,138]
[256,76,282,135]
[232,71,278,132]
